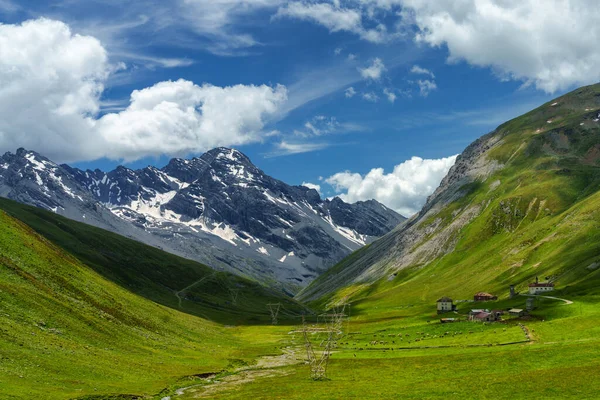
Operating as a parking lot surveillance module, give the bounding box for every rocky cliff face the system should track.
[0,147,404,293]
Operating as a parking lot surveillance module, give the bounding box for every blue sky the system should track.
[1,1,598,215]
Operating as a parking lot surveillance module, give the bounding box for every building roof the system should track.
[475,292,495,297]
[437,296,453,302]
[529,282,554,287]
[509,308,524,313]
[473,312,491,319]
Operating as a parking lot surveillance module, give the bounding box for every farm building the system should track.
[437,297,456,314]
[528,282,555,294]
[440,318,457,323]
[474,292,498,301]
[470,312,493,322]
[469,310,502,322]
[469,309,487,316]
[509,308,525,317]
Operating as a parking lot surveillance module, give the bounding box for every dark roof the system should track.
[529,282,554,287]
[437,296,453,302]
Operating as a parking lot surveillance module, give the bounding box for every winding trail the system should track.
[521,294,574,305]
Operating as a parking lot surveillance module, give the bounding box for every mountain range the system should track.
[0,147,403,293]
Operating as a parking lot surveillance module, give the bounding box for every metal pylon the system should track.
[229,288,240,305]
[267,303,281,325]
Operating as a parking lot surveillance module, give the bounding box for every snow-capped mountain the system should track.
[0,147,404,293]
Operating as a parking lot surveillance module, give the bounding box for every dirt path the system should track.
[521,294,574,305]
[164,346,303,399]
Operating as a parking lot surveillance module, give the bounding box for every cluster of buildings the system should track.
[436,277,555,322]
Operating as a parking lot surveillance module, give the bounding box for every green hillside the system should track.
[0,198,303,325]
[0,203,302,399]
[302,83,600,309]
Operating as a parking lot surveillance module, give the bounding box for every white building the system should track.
[528,282,554,295]
[437,297,455,313]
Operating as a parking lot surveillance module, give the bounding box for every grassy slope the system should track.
[305,83,600,311]
[0,205,302,399]
[0,198,303,325]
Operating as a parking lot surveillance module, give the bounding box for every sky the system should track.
[1,1,599,216]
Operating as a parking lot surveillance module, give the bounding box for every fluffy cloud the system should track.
[417,79,437,97]
[383,88,397,103]
[410,65,435,78]
[301,181,322,195]
[0,19,287,163]
[359,58,386,80]
[345,87,357,98]
[326,155,457,216]
[362,92,379,102]
[0,18,110,162]
[97,80,287,161]
[403,0,600,93]
[276,1,600,93]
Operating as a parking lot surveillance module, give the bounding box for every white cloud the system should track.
[274,2,389,43]
[178,0,284,55]
[403,0,600,93]
[334,47,343,55]
[410,64,435,78]
[0,18,110,162]
[345,87,357,98]
[383,88,397,103]
[0,18,287,163]
[274,1,600,93]
[302,181,322,195]
[294,115,362,137]
[326,155,458,216]
[269,141,330,156]
[362,92,379,102]
[417,79,437,97]
[359,58,386,80]
[97,80,287,161]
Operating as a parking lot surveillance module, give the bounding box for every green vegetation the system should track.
[0,204,300,399]
[0,198,303,325]
[3,84,600,399]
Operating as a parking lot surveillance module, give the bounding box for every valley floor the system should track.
[160,296,600,400]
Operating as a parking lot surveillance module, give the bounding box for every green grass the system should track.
[0,207,300,399]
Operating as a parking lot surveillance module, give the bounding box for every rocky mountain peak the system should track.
[0,146,405,292]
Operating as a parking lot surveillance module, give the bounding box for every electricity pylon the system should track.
[301,302,350,381]
[229,288,240,306]
[267,303,281,325]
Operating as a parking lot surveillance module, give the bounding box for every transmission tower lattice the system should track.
[301,302,349,380]
[267,303,282,325]
[229,289,240,305]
